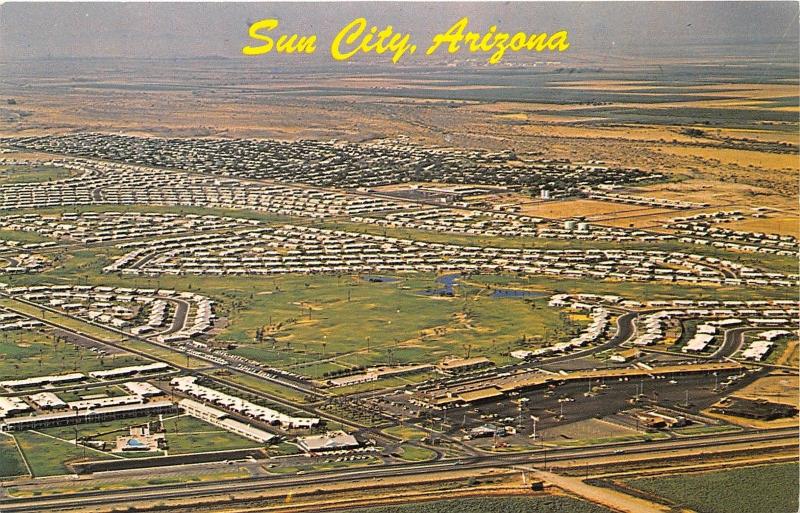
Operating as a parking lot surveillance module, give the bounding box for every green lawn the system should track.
[0,229,54,244]
[267,441,302,456]
[0,330,147,379]
[217,370,312,404]
[14,431,117,477]
[39,415,165,443]
[42,413,264,453]
[56,384,130,402]
[25,413,264,475]
[624,463,799,513]
[0,165,75,184]
[395,444,436,462]
[166,430,263,454]
[162,414,225,434]
[224,274,577,376]
[0,435,28,478]
[383,425,429,441]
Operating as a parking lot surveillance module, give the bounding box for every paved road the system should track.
[710,327,754,359]
[1,427,795,512]
[162,298,189,335]
[540,310,639,366]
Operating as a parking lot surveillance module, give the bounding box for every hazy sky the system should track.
[1,2,798,61]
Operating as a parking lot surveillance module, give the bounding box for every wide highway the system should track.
[1,426,795,513]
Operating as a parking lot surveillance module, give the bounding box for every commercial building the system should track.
[171,376,318,429]
[0,400,177,431]
[179,398,275,443]
[296,430,360,452]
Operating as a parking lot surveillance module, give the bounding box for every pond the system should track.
[421,273,460,296]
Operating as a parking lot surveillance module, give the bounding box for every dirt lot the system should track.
[719,216,799,237]
[733,372,799,407]
[517,199,669,220]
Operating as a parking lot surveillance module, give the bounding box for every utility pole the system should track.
[543,435,547,470]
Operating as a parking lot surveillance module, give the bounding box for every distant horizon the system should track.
[1,2,797,64]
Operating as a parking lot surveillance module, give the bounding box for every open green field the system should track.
[27,413,264,475]
[0,165,75,184]
[329,496,615,513]
[267,441,303,456]
[0,435,28,478]
[382,425,429,441]
[14,430,117,477]
[112,268,570,377]
[40,413,264,452]
[39,414,166,443]
[215,370,312,404]
[0,229,53,244]
[395,444,436,462]
[162,413,222,433]
[166,430,263,454]
[623,463,799,513]
[223,275,578,376]
[0,329,147,379]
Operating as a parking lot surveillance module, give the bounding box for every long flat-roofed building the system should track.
[171,376,318,429]
[436,356,493,375]
[89,362,170,379]
[0,400,176,431]
[179,398,275,443]
[1,372,85,390]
